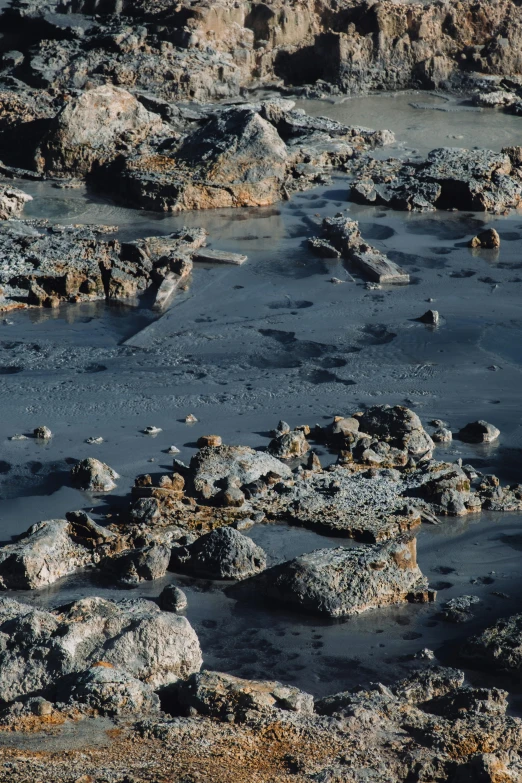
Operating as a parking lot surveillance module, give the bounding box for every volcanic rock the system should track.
[71,457,119,491]
[170,527,266,580]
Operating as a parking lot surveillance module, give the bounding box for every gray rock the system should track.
[0,596,202,701]
[70,457,119,491]
[357,405,434,457]
[174,670,313,721]
[189,444,291,500]
[33,425,53,439]
[440,595,480,623]
[432,427,452,443]
[458,420,500,444]
[469,228,500,249]
[59,664,161,716]
[99,545,170,586]
[170,527,266,580]
[232,534,434,618]
[267,429,310,460]
[418,309,439,325]
[462,613,522,672]
[159,585,188,613]
[0,185,32,219]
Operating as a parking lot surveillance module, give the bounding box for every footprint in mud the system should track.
[267,300,313,310]
[358,223,396,241]
[0,461,10,474]
[450,269,476,278]
[402,632,423,641]
[470,575,495,585]
[81,363,107,374]
[433,566,456,575]
[299,368,355,386]
[431,581,453,591]
[358,324,397,346]
[430,247,453,256]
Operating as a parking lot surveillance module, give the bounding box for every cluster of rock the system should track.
[348,146,522,213]
[0,222,208,310]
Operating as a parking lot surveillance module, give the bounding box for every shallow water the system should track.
[1,93,522,724]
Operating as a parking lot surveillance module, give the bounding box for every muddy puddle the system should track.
[1,91,522,726]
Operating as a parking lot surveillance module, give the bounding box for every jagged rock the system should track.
[440,595,480,623]
[470,228,501,249]
[99,545,170,586]
[70,457,119,491]
[232,534,434,618]
[58,664,161,716]
[0,596,202,701]
[357,405,435,457]
[0,185,32,219]
[432,427,453,443]
[267,429,310,459]
[36,85,163,177]
[458,420,500,444]
[196,435,222,448]
[188,444,291,501]
[170,527,266,580]
[419,465,482,516]
[174,670,313,721]
[462,613,522,672]
[159,585,188,612]
[0,515,116,590]
[418,309,439,325]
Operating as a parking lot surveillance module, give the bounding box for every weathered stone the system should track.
[174,670,313,721]
[58,665,161,716]
[432,427,453,443]
[458,420,500,444]
[196,435,222,448]
[0,596,202,701]
[71,457,119,491]
[33,425,52,439]
[462,613,522,672]
[418,309,439,325]
[469,228,501,249]
[170,527,266,580]
[0,185,32,219]
[99,545,170,586]
[232,534,434,618]
[440,595,480,623]
[267,429,310,459]
[159,585,188,612]
[357,405,434,457]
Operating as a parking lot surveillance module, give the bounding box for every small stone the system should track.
[365,282,381,290]
[432,427,452,443]
[71,458,119,492]
[330,277,344,284]
[30,697,53,716]
[86,436,104,445]
[34,426,53,440]
[197,435,222,448]
[221,487,246,507]
[417,309,439,325]
[9,434,28,441]
[306,451,322,471]
[441,595,480,623]
[469,228,500,249]
[185,414,198,423]
[143,426,162,435]
[414,648,435,660]
[167,445,181,454]
[458,420,500,444]
[159,584,188,612]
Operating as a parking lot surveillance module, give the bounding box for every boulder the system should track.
[188,444,291,501]
[0,596,202,701]
[357,405,434,457]
[231,534,434,618]
[58,664,161,716]
[0,515,116,590]
[99,544,170,586]
[174,670,313,721]
[159,585,188,612]
[469,228,500,249]
[170,527,266,580]
[267,429,310,460]
[458,420,500,444]
[70,457,119,491]
[36,85,163,176]
[462,613,522,672]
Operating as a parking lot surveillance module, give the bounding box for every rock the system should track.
[174,670,313,721]
[458,420,500,444]
[432,427,452,443]
[159,585,188,613]
[357,405,435,457]
[185,414,198,423]
[33,425,52,439]
[196,435,222,448]
[167,445,181,454]
[462,613,522,672]
[59,665,161,716]
[99,545,170,586]
[85,436,103,444]
[143,426,162,435]
[0,185,32,219]
[420,465,481,516]
[469,228,501,249]
[308,237,341,258]
[188,444,291,501]
[474,91,518,107]
[271,420,291,436]
[232,534,434,618]
[417,309,439,325]
[193,249,247,266]
[170,527,266,580]
[440,595,480,623]
[0,596,202,701]
[70,457,119,491]
[36,85,163,177]
[267,429,310,460]
[0,515,115,590]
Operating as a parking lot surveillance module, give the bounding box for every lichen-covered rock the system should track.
[0,596,202,701]
[36,85,163,176]
[232,534,434,618]
[170,527,266,580]
[174,670,313,721]
[70,457,119,491]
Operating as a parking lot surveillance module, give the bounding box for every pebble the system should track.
[143,426,162,435]
[33,426,53,440]
[167,445,181,454]
[86,436,104,444]
[185,414,198,423]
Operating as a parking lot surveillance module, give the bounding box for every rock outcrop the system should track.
[232,534,434,617]
[170,527,266,580]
